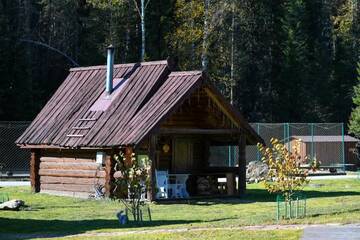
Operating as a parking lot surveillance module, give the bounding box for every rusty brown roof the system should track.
[16,60,262,148]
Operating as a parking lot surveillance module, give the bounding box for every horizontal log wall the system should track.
[39,150,106,196]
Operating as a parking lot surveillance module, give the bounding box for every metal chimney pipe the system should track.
[106,44,115,95]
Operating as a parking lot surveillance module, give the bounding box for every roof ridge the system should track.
[70,60,169,72]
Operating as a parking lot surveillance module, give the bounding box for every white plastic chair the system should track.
[155,170,169,199]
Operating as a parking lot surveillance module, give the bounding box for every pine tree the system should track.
[349,63,360,137]
[275,0,310,121]
[330,0,360,123]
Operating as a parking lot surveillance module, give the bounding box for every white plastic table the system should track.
[168,174,189,198]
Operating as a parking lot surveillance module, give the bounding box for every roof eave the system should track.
[202,81,264,145]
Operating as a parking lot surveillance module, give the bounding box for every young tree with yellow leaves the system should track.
[257,138,317,201]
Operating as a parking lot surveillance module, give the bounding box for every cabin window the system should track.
[96,152,106,165]
[208,145,238,167]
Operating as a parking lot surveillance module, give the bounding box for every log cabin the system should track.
[16,46,263,200]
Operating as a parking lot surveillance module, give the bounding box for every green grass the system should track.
[62,229,301,240]
[0,179,359,239]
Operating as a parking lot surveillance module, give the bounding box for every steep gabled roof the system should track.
[16,60,262,148]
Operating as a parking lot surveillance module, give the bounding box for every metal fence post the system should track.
[228,145,231,167]
[256,123,260,161]
[310,123,314,160]
[287,123,290,151]
[341,123,345,171]
[283,123,287,143]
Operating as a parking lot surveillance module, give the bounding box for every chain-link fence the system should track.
[0,122,354,174]
[245,123,355,170]
[0,121,31,175]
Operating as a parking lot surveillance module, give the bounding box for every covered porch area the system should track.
[146,128,248,200]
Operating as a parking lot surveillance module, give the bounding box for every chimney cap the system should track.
[107,44,114,50]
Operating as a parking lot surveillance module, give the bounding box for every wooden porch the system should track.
[143,128,247,200]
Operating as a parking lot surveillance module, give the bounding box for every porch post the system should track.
[148,135,157,201]
[226,173,236,195]
[30,149,40,193]
[238,133,246,195]
[105,149,116,198]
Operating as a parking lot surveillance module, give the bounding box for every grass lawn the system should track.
[63,229,302,240]
[0,179,359,239]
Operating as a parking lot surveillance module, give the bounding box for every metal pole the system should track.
[256,123,260,161]
[311,123,314,160]
[141,0,145,61]
[287,123,290,151]
[228,145,231,166]
[233,145,236,166]
[342,123,345,171]
[106,45,115,95]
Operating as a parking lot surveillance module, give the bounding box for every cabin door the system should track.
[173,138,194,172]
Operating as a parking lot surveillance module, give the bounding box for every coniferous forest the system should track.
[0,0,359,124]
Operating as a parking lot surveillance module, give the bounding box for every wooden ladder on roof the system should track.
[66,112,101,138]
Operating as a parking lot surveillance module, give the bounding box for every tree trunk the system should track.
[140,0,145,61]
[202,0,209,71]
[230,2,235,105]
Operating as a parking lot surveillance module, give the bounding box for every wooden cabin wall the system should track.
[156,136,205,173]
[345,142,358,169]
[157,136,172,170]
[38,149,106,197]
[305,142,344,166]
[289,140,358,169]
[288,139,306,161]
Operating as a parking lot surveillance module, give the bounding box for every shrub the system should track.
[113,150,151,222]
[257,138,316,201]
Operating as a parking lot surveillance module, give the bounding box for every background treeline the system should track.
[0,0,359,124]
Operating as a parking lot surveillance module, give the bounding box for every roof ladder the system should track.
[72,126,91,130]
[66,134,84,138]
[78,118,97,121]
[67,113,102,138]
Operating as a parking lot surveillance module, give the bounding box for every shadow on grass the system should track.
[246,189,360,202]
[0,216,233,239]
[307,206,360,219]
[155,188,360,205]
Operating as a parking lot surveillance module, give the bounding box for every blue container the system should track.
[116,211,128,225]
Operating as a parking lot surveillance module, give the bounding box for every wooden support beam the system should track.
[226,172,236,196]
[124,147,133,167]
[30,149,41,193]
[238,133,246,196]
[159,128,241,135]
[204,87,239,128]
[148,135,157,201]
[104,150,116,198]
